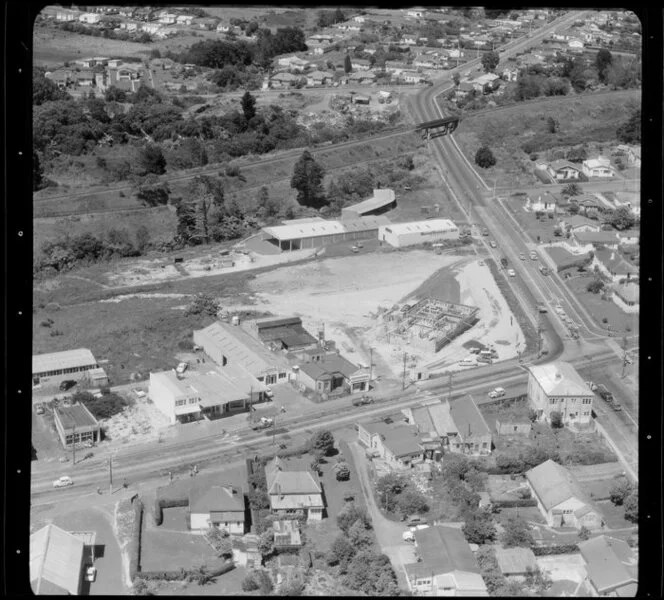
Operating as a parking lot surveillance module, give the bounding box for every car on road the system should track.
[351,245,360,253]
[402,530,415,542]
[536,303,548,313]
[250,416,273,430]
[500,257,508,268]
[53,476,74,489]
[352,395,374,407]
[529,251,538,260]
[85,566,97,582]
[59,380,77,392]
[407,515,428,527]
[507,269,516,277]
[482,228,490,236]
[539,265,549,275]
[490,240,497,248]
[488,387,506,399]
[519,253,526,260]
[176,362,188,374]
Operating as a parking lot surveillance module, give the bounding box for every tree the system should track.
[609,480,634,506]
[334,7,345,23]
[291,150,326,209]
[550,411,564,429]
[562,183,582,197]
[567,202,580,215]
[616,109,640,144]
[348,519,374,551]
[344,53,352,73]
[376,473,409,511]
[566,146,587,164]
[33,150,43,191]
[595,48,613,83]
[131,578,154,596]
[500,517,535,548]
[327,534,357,569]
[546,116,558,134]
[453,71,461,86]
[344,552,399,596]
[481,50,500,73]
[33,70,69,105]
[185,293,220,317]
[241,91,256,122]
[396,489,430,516]
[310,429,335,456]
[475,146,496,168]
[337,503,371,533]
[335,461,351,481]
[578,526,592,541]
[586,280,605,294]
[137,144,166,175]
[462,509,497,544]
[608,206,636,231]
[624,491,638,523]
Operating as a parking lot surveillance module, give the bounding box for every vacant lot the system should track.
[454,90,641,188]
[502,198,562,244]
[140,526,219,572]
[151,566,249,596]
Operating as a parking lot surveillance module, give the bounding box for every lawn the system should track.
[546,247,591,271]
[479,396,532,433]
[566,275,639,335]
[594,500,634,530]
[502,197,561,244]
[496,506,546,525]
[139,525,218,572]
[152,565,251,595]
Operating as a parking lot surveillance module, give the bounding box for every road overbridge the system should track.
[415,115,461,140]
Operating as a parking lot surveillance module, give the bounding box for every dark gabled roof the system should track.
[299,354,361,380]
[412,526,481,574]
[189,484,244,514]
[449,396,491,438]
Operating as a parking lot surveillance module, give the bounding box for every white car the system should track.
[176,362,188,374]
[489,240,497,248]
[53,476,74,488]
[85,566,97,582]
[402,530,415,542]
[488,387,506,399]
[507,269,516,277]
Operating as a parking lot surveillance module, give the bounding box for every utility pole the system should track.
[108,454,113,495]
[72,425,76,465]
[621,335,629,378]
[402,352,408,391]
[272,415,276,446]
[447,372,453,403]
[369,347,374,390]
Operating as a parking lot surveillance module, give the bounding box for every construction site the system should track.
[380,298,480,354]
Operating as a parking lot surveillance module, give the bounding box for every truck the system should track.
[595,384,622,410]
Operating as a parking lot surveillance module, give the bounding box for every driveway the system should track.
[347,441,415,590]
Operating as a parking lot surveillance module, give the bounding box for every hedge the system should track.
[137,569,187,581]
[491,499,538,508]
[532,543,579,556]
[129,498,144,578]
[154,496,188,527]
[153,499,163,526]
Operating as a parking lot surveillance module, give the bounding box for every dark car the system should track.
[59,380,77,392]
[352,395,374,407]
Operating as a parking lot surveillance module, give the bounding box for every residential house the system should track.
[176,14,194,25]
[384,60,409,74]
[612,282,639,313]
[501,66,519,81]
[30,524,87,595]
[407,10,424,18]
[455,81,475,98]
[353,15,365,23]
[572,231,620,249]
[297,354,370,394]
[527,361,594,425]
[525,459,605,529]
[157,13,178,25]
[271,71,299,87]
[616,228,640,246]
[404,526,489,596]
[79,12,102,24]
[401,36,417,45]
[264,457,324,521]
[539,159,583,181]
[193,321,291,385]
[582,156,615,178]
[401,70,425,83]
[216,22,230,33]
[526,195,558,213]
[154,26,179,40]
[578,535,638,596]
[141,22,163,35]
[312,44,333,55]
[194,17,219,30]
[306,70,333,86]
[55,9,81,21]
[472,72,500,93]
[351,58,372,71]
[592,249,638,283]
[118,19,139,31]
[562,215,602,234]
[189,484,246,535]
[568,38,585,49]
[495,547,538,577]
[449,397,493,455]
[45,68,75,88]
[357,420,425,469]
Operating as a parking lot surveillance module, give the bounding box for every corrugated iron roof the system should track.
[30,524,84,596]
[33,348,97,374]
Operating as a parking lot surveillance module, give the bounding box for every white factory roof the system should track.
[262,220,346,241]
[341,188,396,215]
[30,524,85,595]
[528,361,592,396]
[381,218,458,235]
[32,348,97,374]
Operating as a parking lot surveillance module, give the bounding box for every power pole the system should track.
[402,352,408,390]
[108,454,113,495]
[621,335,629,378]
[447,372,453,403]
[369,347,374,390]
[72,425,76,465]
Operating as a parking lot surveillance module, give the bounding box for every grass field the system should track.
[454,90,641,188]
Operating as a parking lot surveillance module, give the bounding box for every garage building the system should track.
[54,403,102,447]
[378,218,459,248]
[32,348,108,390]
[261,216,390,251]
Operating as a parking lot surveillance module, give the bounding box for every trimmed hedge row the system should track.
[532,543,579,556]
[491,498,538,508]
[153,496,189,527]
[129,498,144,578]
[138,569,188,581]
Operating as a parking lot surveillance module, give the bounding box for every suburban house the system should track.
[348,70,377,84]
[582,156,615,179]
[176,14,194,25]
[297,354,370,394]
[592,249,638,283]
[32,348,107,390]
[357,420,425,469]
[79,12,102,24]
[341,188,397,219]
[578,535,638,596]
[270,72,300,87]
[561,214,603,233]
[306,70,333,86]
[495,547,538,577]
[568,38,584,49]
[471,72,500,93]
[189,484,246,535]
[455,80,476,99]
[193,321,291,385]
[141,22,163,34]
[30,524,87,595]
[148,364,268,424]
[526,195,558,213]
[264,457,324,521]
[351,58,372,71]
[401,70,426,83]
[525,459,604,529]
[538,159,583,181]
[572,230,621,249]
[527,361,594,425]
[612,281,639,313]
[501,66,519,81]
[384,60,409,74]
[216,22,230,32]
[404,526,489,596]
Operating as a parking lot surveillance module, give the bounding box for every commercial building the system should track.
[242,316,319,353]
[341,188,397,219]
[297,354,370,395]
[578,535,638,596]
[148,364,268,424]
[404,526,489,596]
[378,218,459,248]
[30,524,86,595]
[525,459,604,529]
[260,216,390,251]
[527,361,594,425]
[193,321,291,384]
[265,457,324,521]
[357,420,425,469]
[54,404,102,448]
[32,348,108,389]
[189,484,246,535]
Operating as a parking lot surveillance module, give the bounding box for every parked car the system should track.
[459,357,477,367]
[356,242,364,249]
[351,245,360,253]
[59,380,77,392]
[539,265,549,275]
[53,476,74,488]
[529,251,538,260]
[490,240,497,248]
[536,303,548,313]
[264,387,274,400]
[250,416,273,430]
[85,566,97,582]
[352,395,374,407]
[482,228,490,236]
[407,515,428,526]
[596,384,613,402]
[488,387,506,399]
[402,530,415,542]
[507,269,516,277]
[519,253,526,260]
[500,257,508,268]
[478,260,484,266]
[176,362,188,374]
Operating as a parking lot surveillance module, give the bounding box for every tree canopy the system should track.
[291,150,326,208]
[481,51,500,73]
[475,146,496,168]
[616,109,640,144]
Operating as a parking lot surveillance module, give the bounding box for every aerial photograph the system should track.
[30,5,641,596]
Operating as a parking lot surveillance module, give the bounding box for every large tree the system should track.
[310,429,335,456]
[595,48,613,83]
[462,509,497,544]
[616,109,640,144]
[608,206,636,231]
[475,146,496,168]
[137,143,166,175]
[33,150,43,191]
[290,150,326,208]
[481,50,500,73]
[33,69,69,105]
[241,91,256,122]
[344,53,352,73]
[500,517,535,548]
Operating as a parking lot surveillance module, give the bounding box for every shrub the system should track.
[532,544,579,556]
[587,280,605,294]
[624,491,638,523]
[475,146,497,168]
[241,573,259,591]
[609,480,633,506]
[491,498,537,508]
[153,498,163,526]
[129,498,144,578]
[550,411,564,429]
